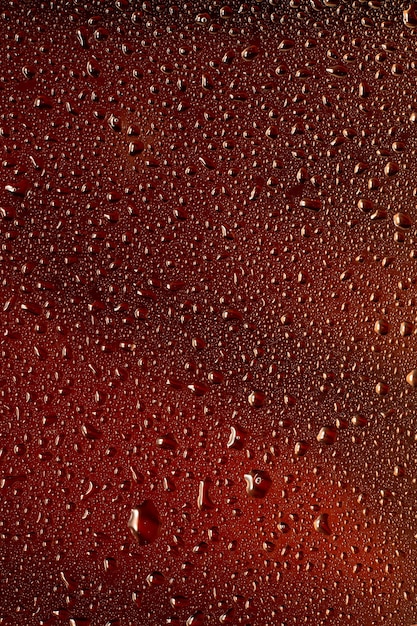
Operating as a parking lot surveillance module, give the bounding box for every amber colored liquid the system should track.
[1,1,417,625]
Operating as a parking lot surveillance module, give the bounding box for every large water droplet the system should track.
[244,470,272,498]
[128,500,161,545]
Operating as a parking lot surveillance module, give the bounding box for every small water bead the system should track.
[20,301,42,315]
[358,81,371,98]
[33,95,54,110]
[213,606,233,625]
[207,370,224,384]
[108,113,122,132]
[326,64,349,77]
[103,556,117,572]
[94,28,109,42]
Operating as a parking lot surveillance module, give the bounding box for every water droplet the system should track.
[3,3,417,623]
[146,571,165,586]
[406,369,417,387]
[326,64,348,77]
[384,162,399,177]
[5,178,31,197]
[156,432,178,450]
[197,478,215,511]
[300,197,322,212]
[313,513,331,536]
[128,500,161,545]
[241,45,260,61]
[374,319,389,335]
[294,440,309,457]
[244,470,272,498]
[170,595,189,609]
[316,426,338,445]
[80,422,102,441]
[227,425,247,450]
[248,390,266,408]
[393,212,412,229]
[403,3,417,28]
[185,611,205,626]
[33,95,53,109]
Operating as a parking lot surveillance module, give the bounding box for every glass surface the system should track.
[1,1,417,624]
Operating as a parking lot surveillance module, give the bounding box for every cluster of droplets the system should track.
[1,1,417,624]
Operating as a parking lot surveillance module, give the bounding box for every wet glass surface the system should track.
[1,1,417,624]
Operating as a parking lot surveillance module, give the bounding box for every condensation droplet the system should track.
[314,513,331,536]
[244,470,272,498]
[316,426,338,445]
[128,500,161,545]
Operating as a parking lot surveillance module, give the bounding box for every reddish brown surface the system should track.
[1,1,417,624]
